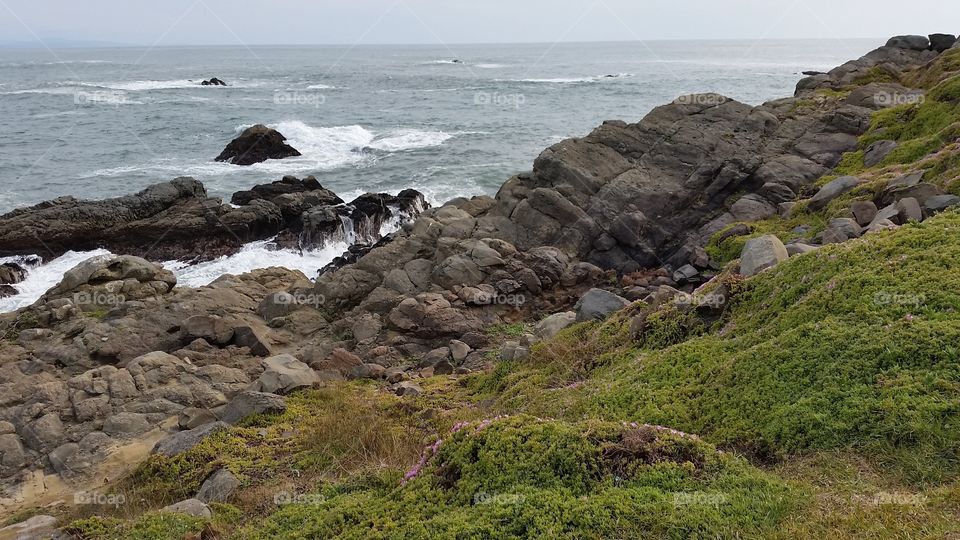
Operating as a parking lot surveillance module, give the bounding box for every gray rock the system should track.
[222,392,287,424]
[851,201,879,226]
[869,204,901,227]
[196,469,240,503]
[896,197,923,222]
[433,360,455,375]
[929,33,956,52]
[252,354,319,395]
[828,218,863,239]
[0,515,58,540]
[786,243,819,257]
[385,368,407,384]
[103,412,151,436]
[740,235,788,277]
[161,498,212,518]
[179,408,218,430]
[351,363,386,380]
[758,182,797,204]
[0,433,27,474]
[923,194,960,214]
[672,264,700,284]
[574,288,631,322]
[886,35,930,51]
[181,315,234,346]
[808,176,861,211]
[534,312,577,340]
[449,340,471,363]
[152,421,230,457]
[232,325,272,357]
[730,195,777,221]
[257,292,297,321]
[863,140,897,167]
[394,382,422,397]
[20,413,66,452]
[866,219,899,233]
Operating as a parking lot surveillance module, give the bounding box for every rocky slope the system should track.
[2,34,960,539]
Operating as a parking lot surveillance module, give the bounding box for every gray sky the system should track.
[1,0,958,46]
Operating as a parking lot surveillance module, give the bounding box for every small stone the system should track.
[896,197,923,222]
[535,312,577,340]
[786,243,819,257]
[161,498,211,518]
[449,340,471,362]
[222,392,287,424]
[808,176,860,211]
[395,382,422,397]
[851,201,879,226]
[197,469,240,504]
[351,363,387,380]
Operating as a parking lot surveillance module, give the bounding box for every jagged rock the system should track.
[251,354,319,395]
[299,190,427,250]
[197,469,240,503]
[740,235,788,277]
[162,498,212,518]
[575,289,631,323]
[221,391,286,424]
[20,413,66,453]
[0,178,285,261]
[886,35,931,51]
[808,176,861,211]
[215,124,301,166]
[870,204,902,227]
[201,77,227,86]
[232,325,272,357]
[152,422,230,457]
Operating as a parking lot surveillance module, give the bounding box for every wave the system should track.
[421,60,465,65]
[502,73,635,84]
[306,84,335,90]
[367,128,453,152]
[0,250,111,313]
[165,238,349,288]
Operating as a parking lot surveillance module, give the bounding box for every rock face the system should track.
[215,124,302,166]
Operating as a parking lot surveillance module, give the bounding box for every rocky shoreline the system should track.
[1,33,960,535]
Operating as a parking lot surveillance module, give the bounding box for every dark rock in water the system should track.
[802,70,826,76]
[0,262,26,286]
[215,124,302,166]
[231,175,344,224]
[0,177,284,262]
[201,77,228,86]
[928,34,956,53]
[299,189,427,251]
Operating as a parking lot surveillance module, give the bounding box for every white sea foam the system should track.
[306,84,335,89]
[367,129,453,152]
[0,250,111,313]
[503,73,635,84]
[165,238,349,288]
[475,63,510,69]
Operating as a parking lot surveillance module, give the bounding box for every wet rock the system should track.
[215,124,301,166]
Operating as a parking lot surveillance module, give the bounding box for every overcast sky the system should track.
[1,0,958,46]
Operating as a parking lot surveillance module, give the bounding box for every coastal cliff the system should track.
[2,34,960,538]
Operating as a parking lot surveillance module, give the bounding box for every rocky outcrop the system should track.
[201,77,227,86]
[215,124,301,166]
[297,190,427,250]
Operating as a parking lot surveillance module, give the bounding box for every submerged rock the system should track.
[215,124,302,166]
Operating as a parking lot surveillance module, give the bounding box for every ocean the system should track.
[0,39,876,311]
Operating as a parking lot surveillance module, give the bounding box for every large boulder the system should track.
[807,176,861,211]
[196,468,240,503]
[885,35,930,51]
[221,391,287,424]
[928,34,957,53]
[215,124,302,166]
[152,421,230,457]
[740,235,789,277]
